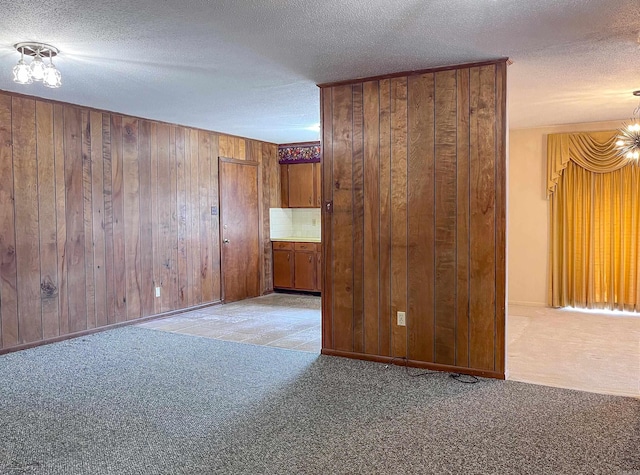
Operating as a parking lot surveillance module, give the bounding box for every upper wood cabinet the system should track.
[280,163,321,208]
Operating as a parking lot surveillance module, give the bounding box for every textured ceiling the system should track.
[1,0,639,143]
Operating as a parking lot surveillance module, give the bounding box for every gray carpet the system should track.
[1,327,638,475]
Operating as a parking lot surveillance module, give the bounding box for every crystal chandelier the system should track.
[12,43,61,89]
[616,90,640,160]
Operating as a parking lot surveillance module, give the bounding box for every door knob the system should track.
[223,239,230,243]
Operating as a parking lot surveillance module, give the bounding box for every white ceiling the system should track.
[1,0,639,144]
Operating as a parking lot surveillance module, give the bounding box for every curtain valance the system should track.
[546,130,633,196]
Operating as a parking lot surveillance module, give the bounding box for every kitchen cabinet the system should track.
[272,242,294,289]
[273,241,321,293]
[280,163,321,208]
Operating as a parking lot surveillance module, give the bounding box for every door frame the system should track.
[218,156,262,303]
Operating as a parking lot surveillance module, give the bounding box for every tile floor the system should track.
[136,293,321,353]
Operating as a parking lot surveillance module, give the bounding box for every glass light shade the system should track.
[30,55,46,81]
[43,64,62,88]
[12,59,33,84]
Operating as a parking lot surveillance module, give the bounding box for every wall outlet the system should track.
[312,218,317,226]
[397,311,406,326]
[155,287,161,298]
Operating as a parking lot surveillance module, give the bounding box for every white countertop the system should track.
[271,237,321,243]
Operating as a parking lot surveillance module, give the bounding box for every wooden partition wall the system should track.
[0,90,279,353]
[320,60,507,378]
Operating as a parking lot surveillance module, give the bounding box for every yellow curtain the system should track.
[548,131,640,310]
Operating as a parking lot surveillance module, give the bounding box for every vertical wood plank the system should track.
[267,143,281,208]
[64,105,87,333]
[156,123,171,312]
[138,120,154,317]
[390,77,408,358]
[469,65,497,371]
[81,110,96,329]
[332,84,354,352]
[262,143,275,292]
[434,70,458,366]
[176,127,188,308]
[123,117,141,320]
[236,137,246,160]
[219,135,230,158]
[280,164,289,208]
[321,87,334,349]
[363,80,380,355]
[189,129,201,305]
[378,79,392,357]
[494,62,507,374]
[0,94,18,348]
[150,122,161,313]
[407,73,435,362]
[110,114,127,322]
[13,97,42,343]
[36,101,60,339]
[102,114,115,324]
[352,84,365,354]
[210,133,221,302]
[198,130,213,303]
[90,111,107,328]
[169,126,178,309]
[55,105,69,334]
[456,68,471,367]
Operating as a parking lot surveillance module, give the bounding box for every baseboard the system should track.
[320,349,505,380]
[508,301,547,308]
[0,300,223,356]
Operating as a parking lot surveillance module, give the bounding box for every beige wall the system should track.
[508,120,623,306]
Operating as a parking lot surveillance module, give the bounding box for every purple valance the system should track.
[278,142,321,164]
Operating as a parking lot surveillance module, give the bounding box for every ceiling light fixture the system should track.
[12,42,61,88]
[616,90,640,160]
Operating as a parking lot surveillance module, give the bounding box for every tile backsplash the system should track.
[270,208,321,240]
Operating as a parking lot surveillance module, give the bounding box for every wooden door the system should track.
[288,163,315,207]
[220,158,260,303]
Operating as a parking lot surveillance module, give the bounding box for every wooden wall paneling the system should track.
[469,65,497,371]
[150,122,160,314]
[331,84,355,352]
[36,101,59,339]
[378,79,392,357]
[0,93,18,348]
[254,141,272,294]
[455,68,471,368]
[280,164,289,208]
[363,80,380,355]
[123,116,142,320]
[137,120,154,317]
[188,129,201,305]
[110,114,127,322]
[219,135,230,158]
[390,78,408,358]
[321,87,334,349]
[433,70,458,366]
[156,123,172,312]
[90,112,107,328]
[209,133,221,302]
[495,62,507,374]
[235,137,246,160]
[169,126,178,310]
[81,111,96,329]
[198,130,214,303]
[407,73,435,362]
[53,105,68,335]
[352,84,365,354]
[176,127,188,308]
[62,106,86,333]
[102,113,115,324]
[14,97,42,343]
[265,143,280,208]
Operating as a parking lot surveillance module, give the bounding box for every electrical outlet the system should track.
[155,287,161,298]
[312,218,317,226]
[397,311,406,326]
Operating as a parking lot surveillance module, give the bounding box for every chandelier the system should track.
[616,90,640,160]
[12,42,61,89]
